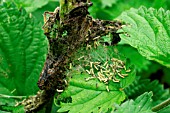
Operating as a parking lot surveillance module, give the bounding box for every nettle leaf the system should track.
[0,3,48,97]
[90,0,169,20]
[101,0,117,8]
[58,46,136,113]
[158,104,170,113]
[0,105,24,113]
[114,92,154,113]
[0,83,18,108]
[58,71,136,113]
[118,6,170,68]
[32,1,59,23]
[58,72,126,113]
[124,77,170,107]
[89,0,114,20]
[116,45,151,72]
[5,0,59,13]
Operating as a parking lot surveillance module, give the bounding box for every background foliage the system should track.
[0,0,169,113]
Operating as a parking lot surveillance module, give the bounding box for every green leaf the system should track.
[0,105,24,113]
[89,0,114,20]
[6,0,59,13]
[0,3,48,96]
[57,46,136,113]
[58,72,126,113]
[51,98,60,113]
[158,104,170,113]
[32,1,59,23]
[101,0,117,8]
[116,45,151,72]
[124,77,170,106]
[90,0,169,20]
[72,45,136,88]
[118,6,170,68]
[114,92,154,113]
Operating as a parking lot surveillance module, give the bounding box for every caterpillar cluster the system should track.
[76,55,131,92]
[85,57,131,83]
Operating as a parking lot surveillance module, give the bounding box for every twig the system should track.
[152,98,170,112]
[0,94,27,100]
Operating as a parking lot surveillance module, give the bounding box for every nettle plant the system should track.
[0,0,170,113]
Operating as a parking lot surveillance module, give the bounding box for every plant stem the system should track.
[0,94,27,99]
[152,98,170,112]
